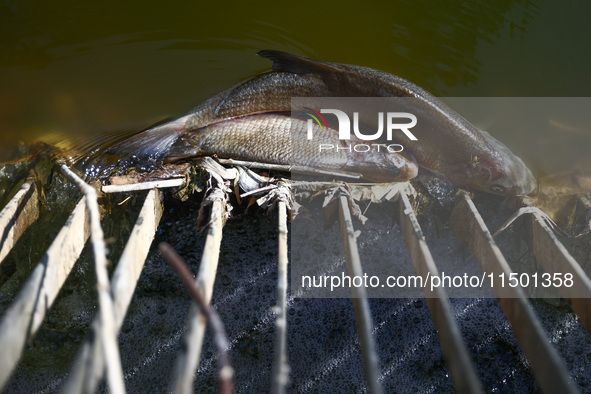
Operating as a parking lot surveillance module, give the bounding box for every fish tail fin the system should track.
[36,116,186,166]
[100,116,189,160]
[72,116,189,178]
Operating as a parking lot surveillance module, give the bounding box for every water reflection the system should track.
[390,0,539,94]
[0,0,589,181]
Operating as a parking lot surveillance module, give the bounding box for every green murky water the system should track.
[0,0,590,175]
[0,2,590,390]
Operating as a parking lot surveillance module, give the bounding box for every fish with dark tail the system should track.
[97,50,535,195]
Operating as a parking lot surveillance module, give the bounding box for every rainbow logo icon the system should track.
[303,107,328,131]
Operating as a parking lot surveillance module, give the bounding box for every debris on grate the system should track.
[0,156,590,393]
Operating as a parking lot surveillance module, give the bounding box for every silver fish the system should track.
[166,113,418,182]
[102,50,535,195]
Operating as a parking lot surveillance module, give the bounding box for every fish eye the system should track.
[489,184,506,194]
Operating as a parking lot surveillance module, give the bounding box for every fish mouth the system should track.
[345,150,418,182]
[464,131,536,196]
[498,157,536,196]
[445,152,536,196]
[488,140,536,196]
[477,160,536,196]
[396,151,419,180]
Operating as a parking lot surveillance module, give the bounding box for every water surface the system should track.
[1,0,589,176]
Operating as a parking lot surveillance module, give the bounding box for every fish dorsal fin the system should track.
[257,50,342,74]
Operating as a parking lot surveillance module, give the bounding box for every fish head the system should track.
[447,142,536,196]
[358,151,418,182]
[387,151,419,181]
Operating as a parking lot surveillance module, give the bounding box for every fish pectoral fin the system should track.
[256,50,342,74]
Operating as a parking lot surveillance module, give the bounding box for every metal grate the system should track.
[0,163,590,392]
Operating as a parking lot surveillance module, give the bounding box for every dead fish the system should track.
[102,50,535,195]
[98,113,417,182]
[165,113,418,182]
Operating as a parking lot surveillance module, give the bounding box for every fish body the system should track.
[166,113,417,182]
[105,51,535,195]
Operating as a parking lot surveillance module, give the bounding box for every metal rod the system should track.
[449,192,578,394]
[0,179,39,264]
[172,196,226,394]
[337,196,384,394]
[59,165,125,394]
[398,191,483,394]
[62,189,164,393]
[271,201,290,394]
[521,210,591,334]
[0,197,89,389]
[160,242,234,394]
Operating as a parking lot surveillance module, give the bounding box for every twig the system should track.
[216,158,362,179]
[62,189,163,394]
[102,178,185,193]
[0,177,39,264]
[271,201,290,394]
[492,206,568,239]
[240,184,278,198]
[0,198,88,389]
[59,165,125,394]
[172,195,225,393]
[337,196,383,393]
[159,242,234,394]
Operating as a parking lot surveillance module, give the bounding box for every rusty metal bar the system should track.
[0,179,39,264]
[398,191,483,394]
[449,192,578,394]
[62,189,164,393]
[337,196,384,394]
[0,197,89,390]
[172,194,226,394]
[521,210,591,334]
[271,201,290,394]
[60,165,125,394]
